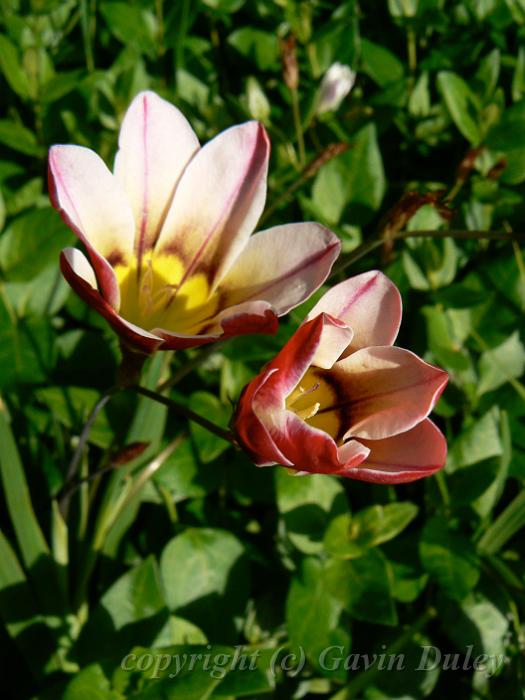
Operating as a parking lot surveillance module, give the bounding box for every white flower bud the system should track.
[316,62,356,115]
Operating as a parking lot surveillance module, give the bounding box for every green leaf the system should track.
[35,386,114,449]
[188,391,231,463]
[325,549,398,625]
[62,664,122,700]
[439,592,509,662]
[0,207,73,281]
[478,332,525,395]
[486,100,525,184]
[100,2,157,57]
[311,123,385,225]
[419,517,480,600]
[0,300,56,387]
[0,407,67,620]
[160,528,249,640]
[0,408,51,570]
[403,235,460,291]
[286,557,349,679]
[76,556,168,663]
[447,408,502,471]
[41,70,83,104]
[0,34,30,99]
[0,531,57,681]
[228,28,279,71]
[360,38,404,86]
[324,503,419,559]
[275,470,347,554]
[0,120,45,157]
[477,489,525,555]
[437,71,482,144]
[153,438,221,503]
[203,0,246,14]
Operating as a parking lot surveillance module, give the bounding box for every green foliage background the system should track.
[1,0,525,698]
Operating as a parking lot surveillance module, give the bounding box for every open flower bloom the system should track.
[49,91,340,353]
[234,271,448,483]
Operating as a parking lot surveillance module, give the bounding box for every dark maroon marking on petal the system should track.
[106,250,127,268]
[303,367,353,444]
[60,251,163,354]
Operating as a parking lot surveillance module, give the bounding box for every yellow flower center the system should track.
[286,368,342,441]
[114,254,219,334]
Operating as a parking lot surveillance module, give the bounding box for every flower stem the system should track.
[291,87,306,166]
[332,228,525,278]
[59,385,119,517]
[135,385,235,443]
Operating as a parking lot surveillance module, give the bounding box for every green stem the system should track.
[291,88,306,166]
[135,386,235,443]
[59,385,119,516]
[407,26,417,75]
[332,229,525,278]
[158,343,222,392]
[477,490,525,555]
[79,0,95,73]
[111,435,184,522]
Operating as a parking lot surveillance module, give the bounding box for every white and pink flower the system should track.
[49,91,340,353]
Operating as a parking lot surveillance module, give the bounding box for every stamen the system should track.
[295,402,320,420]
[287,382,320,409]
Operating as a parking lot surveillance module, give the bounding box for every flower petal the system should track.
[235,315,365,472]
[344,419,447,483]
[49,145,134,264]
[114,91,199,260]
[49,145,136,308]
[255,314,335,405]
[151,300,279,350]
[215,300,279,338]
[259,410,368,474]
[154,121,269,288]
[307,270,402,353]
[218,223,340,315]
[60,248,163,354]
[235,368,293,467]
[326,346,448,440]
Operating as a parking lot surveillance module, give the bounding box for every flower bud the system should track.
[316,62,356,115]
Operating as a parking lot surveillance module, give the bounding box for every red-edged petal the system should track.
[151,300,279,351]
[265,410,369,474]
[257,314,336,405]
[49,145,135,309]
[329,346,448,440]
[344,419,447,483]
[155,121,269,289]
[217,223,340,315]
[60,248,163,354]
[307,270,402,354]
[114,91,199,260]
[235,368,293,467]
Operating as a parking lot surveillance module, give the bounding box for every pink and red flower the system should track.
[234,271,448,483]
[49,91,340,353]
